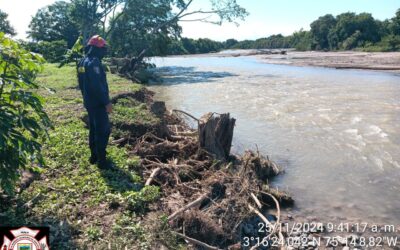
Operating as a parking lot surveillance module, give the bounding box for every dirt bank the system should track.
[255,51,400,72]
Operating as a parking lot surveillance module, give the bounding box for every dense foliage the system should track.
[0,9,16,36]
[168,9,400,54]
[225,10,400,52]
[108,0,181,57]
[0,33,51,194]
[28,1,80,47]
[22,3,400,59]
[26,0,247,59]
[23,40,69,63]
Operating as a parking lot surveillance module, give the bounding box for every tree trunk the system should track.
[198,113,235,160]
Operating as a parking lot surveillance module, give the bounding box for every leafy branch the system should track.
[0,32,51,194]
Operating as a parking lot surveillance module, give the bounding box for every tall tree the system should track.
[181,37,198,54]
[108,0,181,57]
[108,0,248,67]
[329,12,381,49]
[0,9,16,36]
[310,14,336,50]
[354,13,380,43]
[390,9,400,35]
[28,1,79,47]
[224,38,238,49]
[70,0,124,43]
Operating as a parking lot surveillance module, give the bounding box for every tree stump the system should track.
[198,113,236,160]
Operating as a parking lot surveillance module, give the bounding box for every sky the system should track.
[0,0,399,41]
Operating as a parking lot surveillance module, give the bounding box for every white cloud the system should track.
[0,0,56,39]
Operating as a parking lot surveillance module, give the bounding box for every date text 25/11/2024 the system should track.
[257,222,399,234]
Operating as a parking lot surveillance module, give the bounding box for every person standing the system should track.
[77,35,112,169]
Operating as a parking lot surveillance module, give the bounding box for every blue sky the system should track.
[0,0,399,41]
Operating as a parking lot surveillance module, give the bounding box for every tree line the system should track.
[1,4,400,62]
[1,0,248,62]
[172,10,400,54]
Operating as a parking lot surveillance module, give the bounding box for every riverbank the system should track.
[166,50,400,73]
[255,51,400,73]
[0,63,291,249]
[1,63,398,249]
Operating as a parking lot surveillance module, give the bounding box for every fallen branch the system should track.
[247,204,273,227]
[247,203,276,250]
[145,167,161,186]
[250,192,262,209]
[168,193,209,221]
[111,137,127,144]
[143,159,193,169]
[174,232,222,250]
[21,193,42,209]
[47,185,63,192]
[173,109,199,122]
[174,131,197,136]
[261,191,285,249]
[170,135,191,140]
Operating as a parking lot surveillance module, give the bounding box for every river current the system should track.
[149,55,400,225]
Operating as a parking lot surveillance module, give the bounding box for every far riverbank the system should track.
[164,50,400,73]
[256,51,400,73]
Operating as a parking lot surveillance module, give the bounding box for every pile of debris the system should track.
[111,91,294,249]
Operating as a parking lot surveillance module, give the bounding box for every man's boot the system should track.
[89,149,97,164]
[97,152,111,170]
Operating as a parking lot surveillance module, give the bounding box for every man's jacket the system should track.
[78,56,110,109]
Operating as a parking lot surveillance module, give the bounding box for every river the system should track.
[148,54,400,225]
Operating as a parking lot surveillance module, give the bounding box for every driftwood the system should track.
[174,232,222,250]
[115,99,293,248]
[250,192,262,209]
[145,167,161,186]
[198,113,235,160]
[168,193,209,221]
[111,137,127,145]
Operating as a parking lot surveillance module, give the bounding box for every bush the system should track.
[24,40,68,63]
[362,35,400,52]
[0,32,51,194]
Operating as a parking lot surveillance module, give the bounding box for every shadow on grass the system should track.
[151,66,238,85]
[98,159,142,193]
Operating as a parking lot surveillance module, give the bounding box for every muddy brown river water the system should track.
[149,55,400,225]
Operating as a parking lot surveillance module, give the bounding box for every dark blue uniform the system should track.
[78,56,111,163]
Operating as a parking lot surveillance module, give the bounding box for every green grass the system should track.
[0,64,175,249]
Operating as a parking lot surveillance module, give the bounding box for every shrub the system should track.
[24,40,68,63]
[362,35,400,52]
[0,32,51,194]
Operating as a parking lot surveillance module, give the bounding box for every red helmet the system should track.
[87,35,107,48]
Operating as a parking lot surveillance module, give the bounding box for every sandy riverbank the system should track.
[255,51,400,72]
[165,50,400,73]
